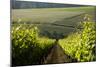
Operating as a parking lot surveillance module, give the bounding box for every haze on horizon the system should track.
[15,0,96,5]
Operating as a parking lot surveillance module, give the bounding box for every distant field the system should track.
[12,8,83,23]
[12,6,96,36]
[12,7,95,23]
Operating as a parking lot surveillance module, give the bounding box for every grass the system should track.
[12,8,83,23]
[12,6,96,37]
[12,7,95,23]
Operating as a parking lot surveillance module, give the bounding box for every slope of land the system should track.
[12,7,96,38]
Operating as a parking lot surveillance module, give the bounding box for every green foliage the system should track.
[12,20,96,65]
[59,21,96,62]
[11,8,96,65]
[80,21,96,61]
[11,24,55,66]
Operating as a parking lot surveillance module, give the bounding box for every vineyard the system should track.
[59,21,96,62]
[12,24,55,65]
[11,7,96,66]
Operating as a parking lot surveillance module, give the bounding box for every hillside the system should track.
[11,0,91,9]
[12,7,96,38]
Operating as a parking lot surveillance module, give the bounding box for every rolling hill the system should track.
[11,0,92,9]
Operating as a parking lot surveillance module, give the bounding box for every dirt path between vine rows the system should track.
[43,44,77,64]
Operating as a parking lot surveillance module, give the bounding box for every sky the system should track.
[16,0,96,5]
